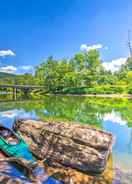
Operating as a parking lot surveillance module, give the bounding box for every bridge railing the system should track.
[0,84,45,89]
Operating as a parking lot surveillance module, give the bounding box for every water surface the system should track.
[0,95,132,183]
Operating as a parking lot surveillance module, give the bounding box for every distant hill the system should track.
[0,72,16,79]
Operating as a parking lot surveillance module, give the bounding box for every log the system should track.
[14,119,114,174]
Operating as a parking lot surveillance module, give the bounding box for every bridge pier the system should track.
[12,87,17,100]
[0,85,45,100]
[12,87,30,100]
[12,88,30,100]
[22,88,30,98]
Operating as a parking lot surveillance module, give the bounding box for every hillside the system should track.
[0,72,16,79]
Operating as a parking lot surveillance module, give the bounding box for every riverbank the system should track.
[1,93,132,102]
[54,93,132,98]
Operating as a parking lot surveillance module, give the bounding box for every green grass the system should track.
[58,85,129,94]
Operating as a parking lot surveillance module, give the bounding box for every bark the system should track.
[14,119,114,174]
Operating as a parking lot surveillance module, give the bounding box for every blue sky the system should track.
[0,0,132,74]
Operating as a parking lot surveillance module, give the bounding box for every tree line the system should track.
[1,49,132,94]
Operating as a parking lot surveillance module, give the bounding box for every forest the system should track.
[1,49,132,94]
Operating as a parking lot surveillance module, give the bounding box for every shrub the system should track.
[128,87,132,94]
[60,85,126,94]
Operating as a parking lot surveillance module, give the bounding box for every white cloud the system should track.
[102,57,127,73]
[17,65,34,74]
[0,109,38,119]
[0,50,15,57]
[19,65,33,71]
[0,65,34,74]
[80,44,104,52]
[0,65,17,74]
[0,110,19,118]
[97,110,127,126]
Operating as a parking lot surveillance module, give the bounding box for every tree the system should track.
[85,49,101,72]
[71,53,85,71]
[126,57,132,71]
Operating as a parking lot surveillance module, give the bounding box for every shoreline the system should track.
[1,94,132,102]
[54,93,132,98]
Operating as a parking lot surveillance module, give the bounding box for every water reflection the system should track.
[0,160,63,184]
[0,96,132,183]
[0,161,30,182]
[0,109,38,128]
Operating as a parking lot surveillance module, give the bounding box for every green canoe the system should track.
[0,125,35,162]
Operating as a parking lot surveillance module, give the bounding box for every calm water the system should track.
[0,95,132,183]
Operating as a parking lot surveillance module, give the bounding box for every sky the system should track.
[0,0,132,74]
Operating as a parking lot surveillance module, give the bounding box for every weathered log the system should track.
[14,119,114,174]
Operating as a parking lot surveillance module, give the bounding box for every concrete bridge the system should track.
[0,84,45,100]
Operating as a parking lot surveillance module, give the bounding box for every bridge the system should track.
[0,84,45,100]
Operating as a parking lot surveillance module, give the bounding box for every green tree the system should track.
[126,57,132,71]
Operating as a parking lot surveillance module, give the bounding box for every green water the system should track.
[0,95,132,183]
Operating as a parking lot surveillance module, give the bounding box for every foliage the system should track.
[60,85,126,94]
[0,51,132,95]
[34,51,132,94]
[126,57,132,71]
[0,72,16,85]
[0,72,15,79]
[35,50,104,92]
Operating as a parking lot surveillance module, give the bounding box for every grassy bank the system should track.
[55,85,132,95]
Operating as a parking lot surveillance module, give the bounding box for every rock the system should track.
[14,119,114,174]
